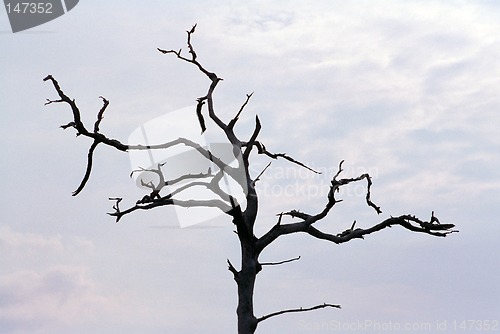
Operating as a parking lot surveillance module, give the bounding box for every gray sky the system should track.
[1,1,499,333]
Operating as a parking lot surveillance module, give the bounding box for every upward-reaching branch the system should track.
[43,75,127,151]
[229,92,254,130]
[329,160,381,214]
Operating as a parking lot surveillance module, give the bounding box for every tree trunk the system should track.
[236,236,259,334]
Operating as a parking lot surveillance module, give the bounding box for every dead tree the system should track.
[44,25,457,334]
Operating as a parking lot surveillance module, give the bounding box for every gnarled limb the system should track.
[108,196,233,222]
[330,160,381,214]
[115,165,238,222]
[43,74,236,201]
[73,140,99,196]
[131,163,167,204]
[256,161,456,253]
[158,24,225,136]
[43,75,128,151]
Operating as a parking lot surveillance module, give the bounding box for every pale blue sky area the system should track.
[1,1,499,333]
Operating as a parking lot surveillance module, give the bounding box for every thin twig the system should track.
[257,303,341,323]
[229,92,254,129]
[261,256,301,266]
[254,162,272,183]
[251,141,321,174]
[227,259,239,280]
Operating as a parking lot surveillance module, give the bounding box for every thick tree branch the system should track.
[72,140,99,196]
[257,303,341,324]
[128,163,238,218]
[330,160,381,214]
[44,71,238,221]
[43,77,234,194]
[282,210,311,221]
[164,168,213,186]
[43,75,128,150]
[256,161,456,253]
[128,137,230,171]
[158,24,226,136]
[257,212,457,252]
[108,197,233,222]
[44,75,127,196]
[167,175,236,207]
[157,25,249,172]
[73,96,111,196]
[305,214,457,243]
[44,27,245,218]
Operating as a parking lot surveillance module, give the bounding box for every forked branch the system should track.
[43,74,235,203]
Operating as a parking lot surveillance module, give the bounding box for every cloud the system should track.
[0,226,64,253]
[0,267,98,332]
[0,227,116,333]
[0,225,94,256]
[0,225,239,333]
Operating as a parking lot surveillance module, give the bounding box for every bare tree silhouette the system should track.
[44,25,457,334]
